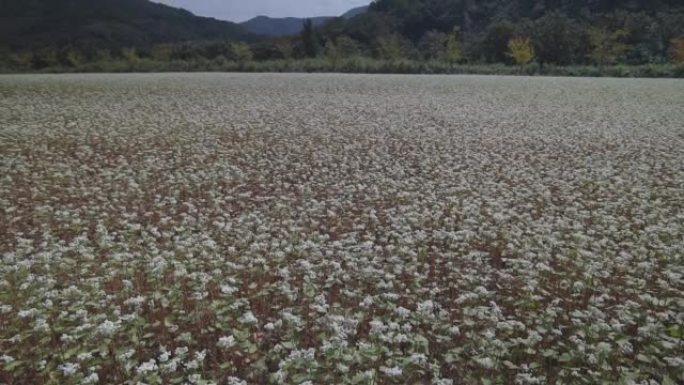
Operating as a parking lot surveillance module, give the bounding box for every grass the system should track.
[2,58,683,78]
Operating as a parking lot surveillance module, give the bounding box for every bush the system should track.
[1,56,682,78]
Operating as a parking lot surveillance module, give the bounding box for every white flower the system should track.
[18,308,37,318]
[220,284,238,295]
[475,357,495,369]
[239,311,258,325]
[395,306,411,317]
[433,379,453,385]
[124,296,146,307]
[217,335,236,349]
[136,359,158,375]
[82,372,99,384]
[58,362,80,376]
[409,353,427,365]
[0,355,14,363]
[158,351,170,363]
[380,366,403,377]
[96,320,119,337]
[161,358,179,373]
[227,377,247,385]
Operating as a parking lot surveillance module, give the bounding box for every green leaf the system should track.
[4,360,22,371]
[291,373,311,384]
[64,347,80,359]
[666,325,682,339]
[558,353,573,362]
[247,343,258,354]
[281,340,297,350]
[636,354,652,363]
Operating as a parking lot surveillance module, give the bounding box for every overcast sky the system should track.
[154,0,371,22]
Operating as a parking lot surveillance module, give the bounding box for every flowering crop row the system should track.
[0,74,682,385]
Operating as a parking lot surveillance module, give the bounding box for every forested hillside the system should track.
[240,16,332,38]
[309,0,684,65]
[1,0,683,74]
[0,0,250,50]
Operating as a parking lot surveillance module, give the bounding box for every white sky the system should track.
[153,0,371,23]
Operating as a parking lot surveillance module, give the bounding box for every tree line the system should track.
[2,0,683,73]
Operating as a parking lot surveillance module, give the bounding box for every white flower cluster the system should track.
[1,73,682,384]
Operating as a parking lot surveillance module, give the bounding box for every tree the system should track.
[671,37,684,64]
[335,36,361,58]
[532,12,582,67]
[418,31,448,60]
[445,31,462,64]
[9,52,33,69]
[64,49,84,67]
[588,27,628,67]
[275,40,295,60]
[482,21,517,63]
[325,40,342,67]
[376,34,407,60]
[94,49,112,63]
[32,47,59,69]
[121,48,139,63]
[229,42,253,63]
[151,45,173,61]
[301,19,320,58]
[343,12,397,44]
[507,37,535,67]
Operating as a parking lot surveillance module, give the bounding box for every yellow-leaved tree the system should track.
[445,34,462,65]
[671,37,684,64]
[507,37,535,68]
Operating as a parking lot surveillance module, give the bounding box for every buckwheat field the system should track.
[0,73,683,385]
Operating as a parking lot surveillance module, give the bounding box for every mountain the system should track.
[366,0,684,38]
[240,16,332,38]
[240,4,369,37]
[0,0,252,51]
[341,5,369,19]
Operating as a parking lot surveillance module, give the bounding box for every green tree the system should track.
[301,19,320,58]
[94,49,112,63]
[482,21,517,63]
[532,12,581,67]
[121,48,139,63]
[507,37,535,67]
[419,30,448,60]
[229,42,253,63]
[325,40,342,67]
[64,49,84,67]
[275,40,295,60]
[32,47,59,69]
[376,34,407,60]
[588,27,628,67]
[151,45,173,61]
[335,36,361,58]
